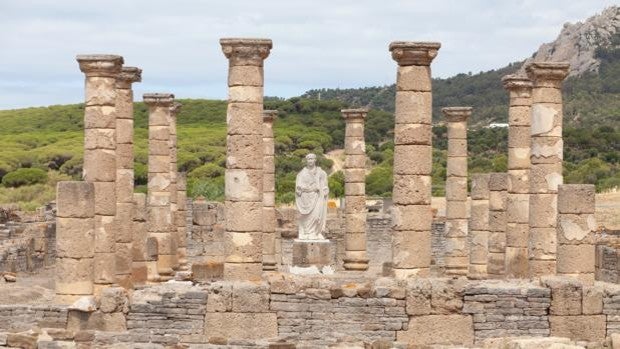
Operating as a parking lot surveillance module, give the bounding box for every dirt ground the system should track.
[597,191,620,230]
[0,267,55,304]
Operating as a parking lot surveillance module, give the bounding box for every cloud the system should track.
[0,0,617,109]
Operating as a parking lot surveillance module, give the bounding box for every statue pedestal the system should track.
[290,239,335,275]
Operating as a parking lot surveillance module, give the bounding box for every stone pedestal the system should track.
[389,41,440,279]
[262,110,278,271]
[291,240,335,275]
[220,38,272,280]
[342,108,369,271]
[442,107,472,276]
[469,174,490,279]
[77,54,123,296]
[114,66,141,290]
[525,62,569,277]
[502,74,532,279]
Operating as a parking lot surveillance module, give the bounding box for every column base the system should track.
[262,254,277,271]
[468,264,487,280]
[344,251,369,271]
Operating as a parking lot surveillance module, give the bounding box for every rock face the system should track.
[521,6,620,77]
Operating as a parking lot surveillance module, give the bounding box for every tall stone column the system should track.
[488,173,507,278]
[176,173,189,270]
[77,54,123,295]
[169,102,181,271]
[502,74,533,278]
[389,42,440,278]
[342,108,370,271]
[557,184,596,283]
[220,38,272,280]
[55,181,95,303]
[442,107,472,276]
[469,174,490,279]
[525,62,569,277]
[262,110,278,271]
[144,93,176,282]
[114,66,142,289]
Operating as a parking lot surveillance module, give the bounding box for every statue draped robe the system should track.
[295,166,329,240]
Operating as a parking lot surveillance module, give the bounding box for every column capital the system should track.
[525,62,570,85]
[389,42,440,66]
[143,93,175,106]
[262,109,278,123]
[116,66,142,89]
[341,108,369,121]
[170,102,182,117]
[76,54,124,77]
[501,74,532,91]
[442,107,472,122]
[220,38,273,66]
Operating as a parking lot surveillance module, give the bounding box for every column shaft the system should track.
[443,107,472,276]
[220,38,272,280]
[342,108,370,271]
[526,62,569,277]
[169,102,181,271]
[389,41,440,278]
[262,110,278,271]
[131,192,148,285]
[77,54,123,295]
[502,75,532,278]
[469,174,490,279]
[176,172,189,270]
[488,173,507,278]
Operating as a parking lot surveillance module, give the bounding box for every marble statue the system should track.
[295,153,329,240]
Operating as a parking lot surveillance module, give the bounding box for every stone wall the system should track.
[0,305,67,332]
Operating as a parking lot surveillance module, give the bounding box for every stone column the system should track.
[502,74,533,278]
[389,41,440,278]
[342,108,370,271]
[469,174,490,279]
[144,93,176,282]
[557,184,596,283]
[442,107,472,276]
[220,38,272,280]
[262,110,278,271]
[488,173,507,278]
[55,181,95,303]
[525,62,569,277]
[131,193,148,285]
[169,102,181,271]
[77,54,123,295]
[114,66,142,289]
[176,173,189,271]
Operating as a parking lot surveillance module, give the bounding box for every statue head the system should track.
[305,153,317,169]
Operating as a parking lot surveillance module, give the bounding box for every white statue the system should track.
[295,153,329,240]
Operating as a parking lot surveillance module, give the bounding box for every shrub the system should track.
[2,168,48,187]
[328,171,344,198]
[189,163,224,179]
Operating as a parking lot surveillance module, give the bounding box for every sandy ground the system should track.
[0,267,55,304]
[597,191,620,230]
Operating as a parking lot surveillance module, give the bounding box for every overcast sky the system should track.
[0,0,617,110]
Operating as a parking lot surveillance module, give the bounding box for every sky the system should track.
[0,0,617,110]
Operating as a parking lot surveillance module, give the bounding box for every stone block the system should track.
[148,173,171,193]
[148,154,171,174]
[557,214,596,244]
[394,91,432,125]
[223,262,263,281]
[232,282,270,312]
[228,65,263,86]
[508,169,530,194]
[344,182,365,196]
[148,140,169,156]
[508,105,530,125]
[444,219,467,238]
[94,215,116,252]
[56,257,94,295]
[146,206,172,232]
[470,174,490,200]
[488,231,506,252]
[228,86,263,103]
[506,222,528,247]
[93,252,116,284]
[489,210,506,232]
[394,123,432,145]
[391,204,432,231]
[549,315,605,342]
[57,182,95,218]
[557,244,595,274]
[469,200,489,230]
[446,177,467,201]
[345,139,365,155]
[226,102,263,136]
[393,145,432,175]
[292,240,334,267]
[345,195,366,214]
[114,242,132,276]
[506,193,529,224]
[406,278,431,315]
[487,252,505,275]
[345,232,367,251]
[205,312,277,340]
[227,134,263,169]
[345,213,366,234]
[344,154,366,169]
[447,121,467,139]
[193,261,224,282]
[115,202,134,243]
[508,125,530,148]
[544,277,582,315]
[530,163,563,193]
[447,139,467,157]
[224,231,263,263]
[446,156,467,177]
[505,246,529,278]
[392,175,431,205]
[531,136,563,165]
[489,173,507,191]
[446,200,468,219]
[532,86,562,104]
[558,184,595,214]
[529,227,557,260]
[469,230,488,264]
[83,149,116,182]
[396,65,432,92]
[582,285,603,315]
[531,103,562,137]
[508,147,531,170]
[116,169,134,203]
[529,194,558,228]
[489,190,507,211]
[397,315,473,346]
[225,169,262,201]
[84,128,115,150]
[392,230,430,269]
[225,201,262,231]
[84,105,116,128]
[56,217,95,259]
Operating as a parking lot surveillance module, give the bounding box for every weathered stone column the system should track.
[169,102,181,271]
[488,173,507,278]
[131,193,148,285]
[176,173,189,271]
[469,174,490,279]
[342,108,370,271]
[77,54,123,294]
[442,107,472,276]
[144,93,176,282]
[262,110,278,271]
[55,181,95,303]
[557,184,596,283]
[114,66,142,289]
[220,38,272,280]
[525,62,569,277]
[389,41,440,278]
[502,74,533,278]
